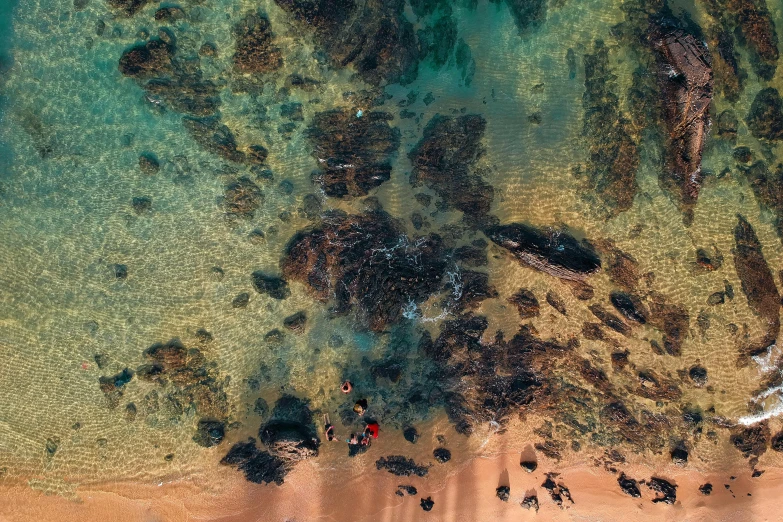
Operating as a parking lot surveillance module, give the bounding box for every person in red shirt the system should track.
[365,422,380,439]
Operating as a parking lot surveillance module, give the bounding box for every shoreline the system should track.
[1,442,780,522]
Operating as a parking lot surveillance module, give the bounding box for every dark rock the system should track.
[508,289,539,319]
[733,215,781,357]
[154,6,185,22]
[609,291,647,324]
[301,194,322,220]
[396,485,417,496]
[125,402,137,421]
[370,359,403,383]
[485,223,601,281]
[131,196,152,214]
[210,267,224,281]
[747,88,783,141]
[496,485,510,502]
[420,496,434,511]
[546,291,567,315]
[730,424,769,458]
[433,447,451,463]
[635,369,682,401]
[541,474,574,507]
[106,0,149,16]
[649,22,713,225]
[306,110,400,197]
[232,292,250,308]
[376,455,429,477]
[253,397,269,417]
[647,477,677,504]
[611,350,629,370]
[258,396,319,461]
[113,263,128,280]
[707,291,725,305]
[671,446,688,465]
[283,311,307,333]
[589,304,631,336]
[647,300,690,356]
[741,162,783,244]
[580,40,639,217]
[520,460,537,473]
[94,353,109,369]
[233,13,282,74]
[695,247,723,271]
[699,483,713,495]
[45,437,59,456]
[184,117,252,164]
[281,102,303,121]
[251,272,290,300]
[99,368,134,394]
[771,431,783,452]
[445,270,497,312]
[403,426,419,444]
[502,0,546,36]
[138,153,159,174]
[454,245,487,267]
[118,38,173,79]
[220,438,289,485]
[409,114,493,224]
[264,329,284,343]
[274,0,419,86]
[618,473,641,497]
[223,177,264,220]
[199,42,218,57]
[193,419,225,447]
[733,146,752,164]
[281,210,446,332]
[717,109,738,140]
[521,494,539,511]
[705,0,779,80]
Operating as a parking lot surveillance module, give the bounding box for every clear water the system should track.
[0,0,782,509]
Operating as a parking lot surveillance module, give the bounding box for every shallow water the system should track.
[1,0,782,514]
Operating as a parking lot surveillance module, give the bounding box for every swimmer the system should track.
[353,398,368,415]
[324,414,337,442]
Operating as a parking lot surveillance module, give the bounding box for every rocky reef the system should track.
[580,40,639,218]
[306,109,400,197]
[233,12,283,74]
[409,114,494,225]
[274,0,419,86]
[281,210,446,331]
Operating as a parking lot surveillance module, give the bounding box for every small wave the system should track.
[739,343,783,426]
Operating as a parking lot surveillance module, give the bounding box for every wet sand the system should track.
[0,451,779,522]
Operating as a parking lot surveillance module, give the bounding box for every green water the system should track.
[0,0,782,505]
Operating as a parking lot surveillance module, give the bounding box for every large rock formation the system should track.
[733,215,781,358]
[650,20,713,225]
[485,223,601,281]
[281,210,446,331]
[306,109,400,197]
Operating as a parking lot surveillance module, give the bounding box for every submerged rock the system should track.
[580,40,639,217]
[409,114,493,224]
[741,162,783,244]
[733,215,781,357]
[106,0,149,16]
[647,477,677,504]
[609,291,648,324]
[192,419,225,447]
[223,177,264,220]
[119,38,173,79]
[281,210,446,332]
[485,223,601,281]
[274,0,419,86]
[650,20,713,225]
[746,88,783,141]
[376,455,429,477]
[546,291,567,315]
[731,424,769,458]
[233,13,283,74]
[589,304,631,336]
[508,288,540,319]
[183,117,255,164]
[306,110,400,197]
[283,311,307,333]
[501,0,547,36]
[251,272,290,300]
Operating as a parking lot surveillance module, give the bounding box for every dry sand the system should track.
[1,446,780,522]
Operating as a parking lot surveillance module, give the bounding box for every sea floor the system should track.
[1,0,783,519]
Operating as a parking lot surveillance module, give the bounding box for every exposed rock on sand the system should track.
[306,110,400,197]
[485,223,601,281]
[647,477,677,504]
[376,455,429,477]
[650,19,713,225]
[733,215,781,357]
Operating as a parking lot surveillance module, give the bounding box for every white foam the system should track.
[738,343,783,426]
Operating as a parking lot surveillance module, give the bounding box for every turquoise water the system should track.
[0,0,783,511]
